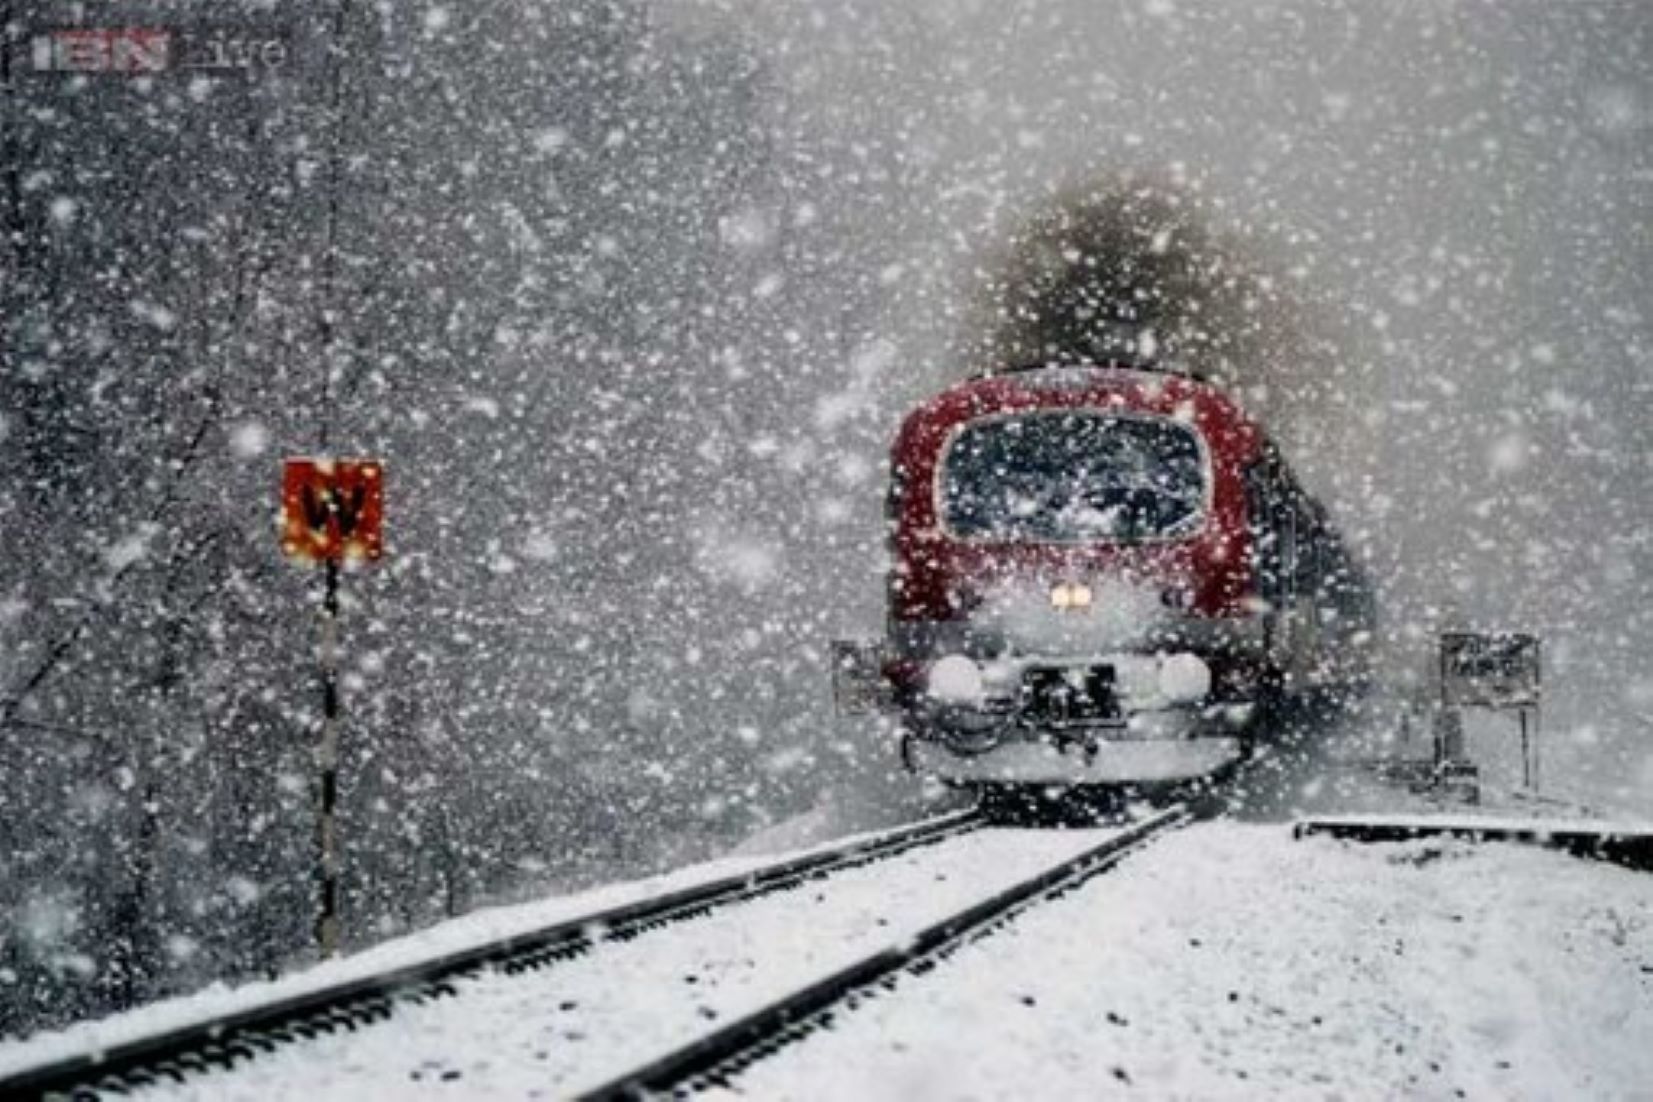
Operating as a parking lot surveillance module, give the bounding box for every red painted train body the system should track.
[842,362,1373,790]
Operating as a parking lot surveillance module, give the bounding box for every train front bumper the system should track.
[905,734,1242,785]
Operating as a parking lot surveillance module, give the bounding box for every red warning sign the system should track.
[281,458,384,563]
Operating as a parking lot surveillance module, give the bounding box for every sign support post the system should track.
[281,458,383,960]
[317,554,342,957]
[1518,701,1540,791]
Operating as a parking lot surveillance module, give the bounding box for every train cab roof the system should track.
[895,361,1264,466]
[972,358,1212,384]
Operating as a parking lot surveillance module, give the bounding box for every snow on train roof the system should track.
[911,362,1255,427]
[957,361,1226,401]
[975,360,1208,384]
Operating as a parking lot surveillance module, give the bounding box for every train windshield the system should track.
[941,412,1206,543]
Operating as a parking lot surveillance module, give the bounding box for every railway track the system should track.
[576,803,1193,1099]
[0,808,984,1100]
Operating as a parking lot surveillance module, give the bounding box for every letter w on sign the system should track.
[282,458,384,563]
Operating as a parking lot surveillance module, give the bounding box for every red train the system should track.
[835,363,1373,790]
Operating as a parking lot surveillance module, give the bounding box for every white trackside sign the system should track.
[1439,632,1540,708]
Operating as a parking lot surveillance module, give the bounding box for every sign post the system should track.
[1438,632,1542,794]
[280,458,383,958]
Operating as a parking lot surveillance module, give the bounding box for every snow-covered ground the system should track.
[730,820,1653,1100]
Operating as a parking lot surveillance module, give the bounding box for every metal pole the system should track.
[1519,708,1531,791]
[1530,706,1541,794]
[1533,639,1542,794]
[316,554,342,957]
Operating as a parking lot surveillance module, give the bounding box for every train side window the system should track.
[1243,460,1287,606]
[1277,493,1299,593]
[1292,495,1321,592]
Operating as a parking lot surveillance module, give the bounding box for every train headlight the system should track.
[1050,582,1094,611]
[927,655,985,705]
[1158,653,1211,704]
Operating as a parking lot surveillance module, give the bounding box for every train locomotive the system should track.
[837,361,1373,790]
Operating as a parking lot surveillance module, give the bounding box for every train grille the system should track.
[1020,666,1123,727]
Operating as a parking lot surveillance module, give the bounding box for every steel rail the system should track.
[575,802,1195,1100]
[1294,816,1653,873]
[1,808,985,1100]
